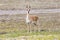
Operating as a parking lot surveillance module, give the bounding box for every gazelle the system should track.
[26,5,39,32]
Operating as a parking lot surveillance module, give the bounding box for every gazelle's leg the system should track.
[26,23,29,33]
[26,24,28,33]
[37,20,40,32]
[29,23,31,33]
[29,23,30,32]
[29,23,32,32]
[28,23,31,33]
[33,25,36,32]
[31,23,34,32]
[34,21,38,32]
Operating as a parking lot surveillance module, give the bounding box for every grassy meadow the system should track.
[0,13,60,40]
[0,0,60,40]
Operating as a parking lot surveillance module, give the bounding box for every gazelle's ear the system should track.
[26,5,28,8]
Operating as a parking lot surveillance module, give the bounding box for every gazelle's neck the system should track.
[26,11,30,23]
[27,13,29,17]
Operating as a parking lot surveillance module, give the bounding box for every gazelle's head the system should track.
[26,5,31,14]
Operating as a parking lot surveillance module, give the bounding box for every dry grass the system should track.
[0,0,60,9]
[0,13,60,40]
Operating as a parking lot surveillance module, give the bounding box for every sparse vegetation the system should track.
[0,13,60,40]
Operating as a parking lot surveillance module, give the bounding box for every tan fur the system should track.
[29,15,38,22]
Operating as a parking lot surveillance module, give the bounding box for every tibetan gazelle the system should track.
[26,5,39,32]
